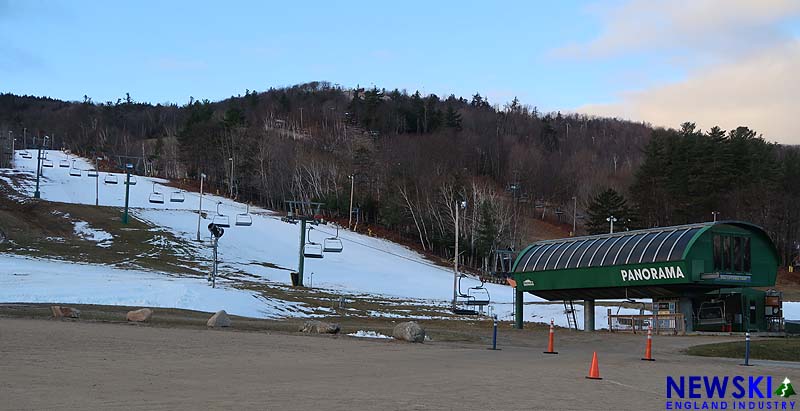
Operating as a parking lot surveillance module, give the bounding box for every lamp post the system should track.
[712,211,720,222]
[572,196,578,236]
[452,200,466,308]
[95,157,102,206]
[229,157,234,198]
[196,173,206,241]
[34,136,49,199]
[607,215,618,234]
[9,130,13,157]
[348,174,355,230]
[122,163,133,224]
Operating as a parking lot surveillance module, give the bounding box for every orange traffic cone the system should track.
[543,319,558,354]
[642,326,655,361]
[586,352,602,380]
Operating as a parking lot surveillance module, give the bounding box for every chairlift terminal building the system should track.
[512,221,782,332]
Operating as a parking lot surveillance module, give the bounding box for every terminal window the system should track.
[712,234,751,273]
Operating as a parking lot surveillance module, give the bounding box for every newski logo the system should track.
[621,266,685,282]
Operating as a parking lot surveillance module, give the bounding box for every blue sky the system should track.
[2,1,799,143]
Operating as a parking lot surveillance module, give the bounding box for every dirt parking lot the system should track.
[0,317,796,410]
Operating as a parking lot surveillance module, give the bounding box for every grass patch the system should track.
[686,339,800,362]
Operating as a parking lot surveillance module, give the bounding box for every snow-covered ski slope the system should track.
[2,150,653,327]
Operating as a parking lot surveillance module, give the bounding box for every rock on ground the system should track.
[300,320,340,334]
[51,306,81,319]
[206,310,232,327]
[126,308,153,322]
[392,321,426,343]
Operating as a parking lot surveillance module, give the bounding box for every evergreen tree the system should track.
[445,105,462,130]
[475,200,498,262]
[586,188,632,234]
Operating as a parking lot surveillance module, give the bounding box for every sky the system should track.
[1,0,799,144]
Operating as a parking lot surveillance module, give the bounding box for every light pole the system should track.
[34,136,49,199]
[348,174,355,230]
[572,196,578,236]
[9,130,13,156]
[196,173,206,241]
[94,157,102,206]
[229,157,234,198]
[452,200,466,308]
[712,211,720,222]
[607,215,618,234]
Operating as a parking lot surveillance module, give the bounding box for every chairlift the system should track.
[149,182,164,204]
[59,159,70,168]
[212,202,230,228]
[21,151,32,159]
[87,169,98,177]
[104,173,118,184]
[323,224,343,253]
[697,300,726,326]
[235,203,252,226]
[125,175,138,185]
[69,160,81,177]
[303,226,324,258]
[452,274,490,315]
[170,190,185,203]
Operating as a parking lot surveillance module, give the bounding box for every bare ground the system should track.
[1,311,797,411]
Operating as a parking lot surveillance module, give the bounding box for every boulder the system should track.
[51,306,80,319]
[206,310,232,328]
[392,321,426,343]
[126,308,153,322]
[300,320,340,334]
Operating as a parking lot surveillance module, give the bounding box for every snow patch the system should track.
[348,330,392,339]
[73,221,113,247]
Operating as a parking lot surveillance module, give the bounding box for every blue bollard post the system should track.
[488,315,500,351]
[740,331,753,366]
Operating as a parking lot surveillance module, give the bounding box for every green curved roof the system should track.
[512,221,774,274]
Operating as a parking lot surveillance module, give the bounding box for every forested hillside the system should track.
[1,82,797,269]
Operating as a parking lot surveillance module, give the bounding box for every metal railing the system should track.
[607,310,685,335]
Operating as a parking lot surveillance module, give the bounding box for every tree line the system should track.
[1,83,796,269]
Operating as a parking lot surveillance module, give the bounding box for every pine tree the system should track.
[475,200,498,262]
[586,188,632,234]
[445,105,462,130]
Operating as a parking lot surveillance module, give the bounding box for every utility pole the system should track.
[607,215,618,234]
[299,107,304,130]
[196,173,206,241]
[122,164,132,224]
[572,196,578,236]
[9,130,13,157]
[23,128,26,149]
[348,174,355,229]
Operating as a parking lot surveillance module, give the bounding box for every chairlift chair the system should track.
[452,274,491,315]
[322,224,343,253]
[303,226,324,258]
[212,202,230,228]
[235,204,252,226]
[125,175,137,185]
[104,173,118,184]
[21,151,32,159]
[69,160,81,176]
[59,159,70,168]
[304,242,324,258]
[170,190,185,203]
[87,169,98,177]
[148,182,164,204]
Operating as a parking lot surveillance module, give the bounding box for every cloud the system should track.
[579,41,800,145]
[556,0,800,59]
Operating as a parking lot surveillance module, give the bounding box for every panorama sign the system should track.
[621,266,686,282]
